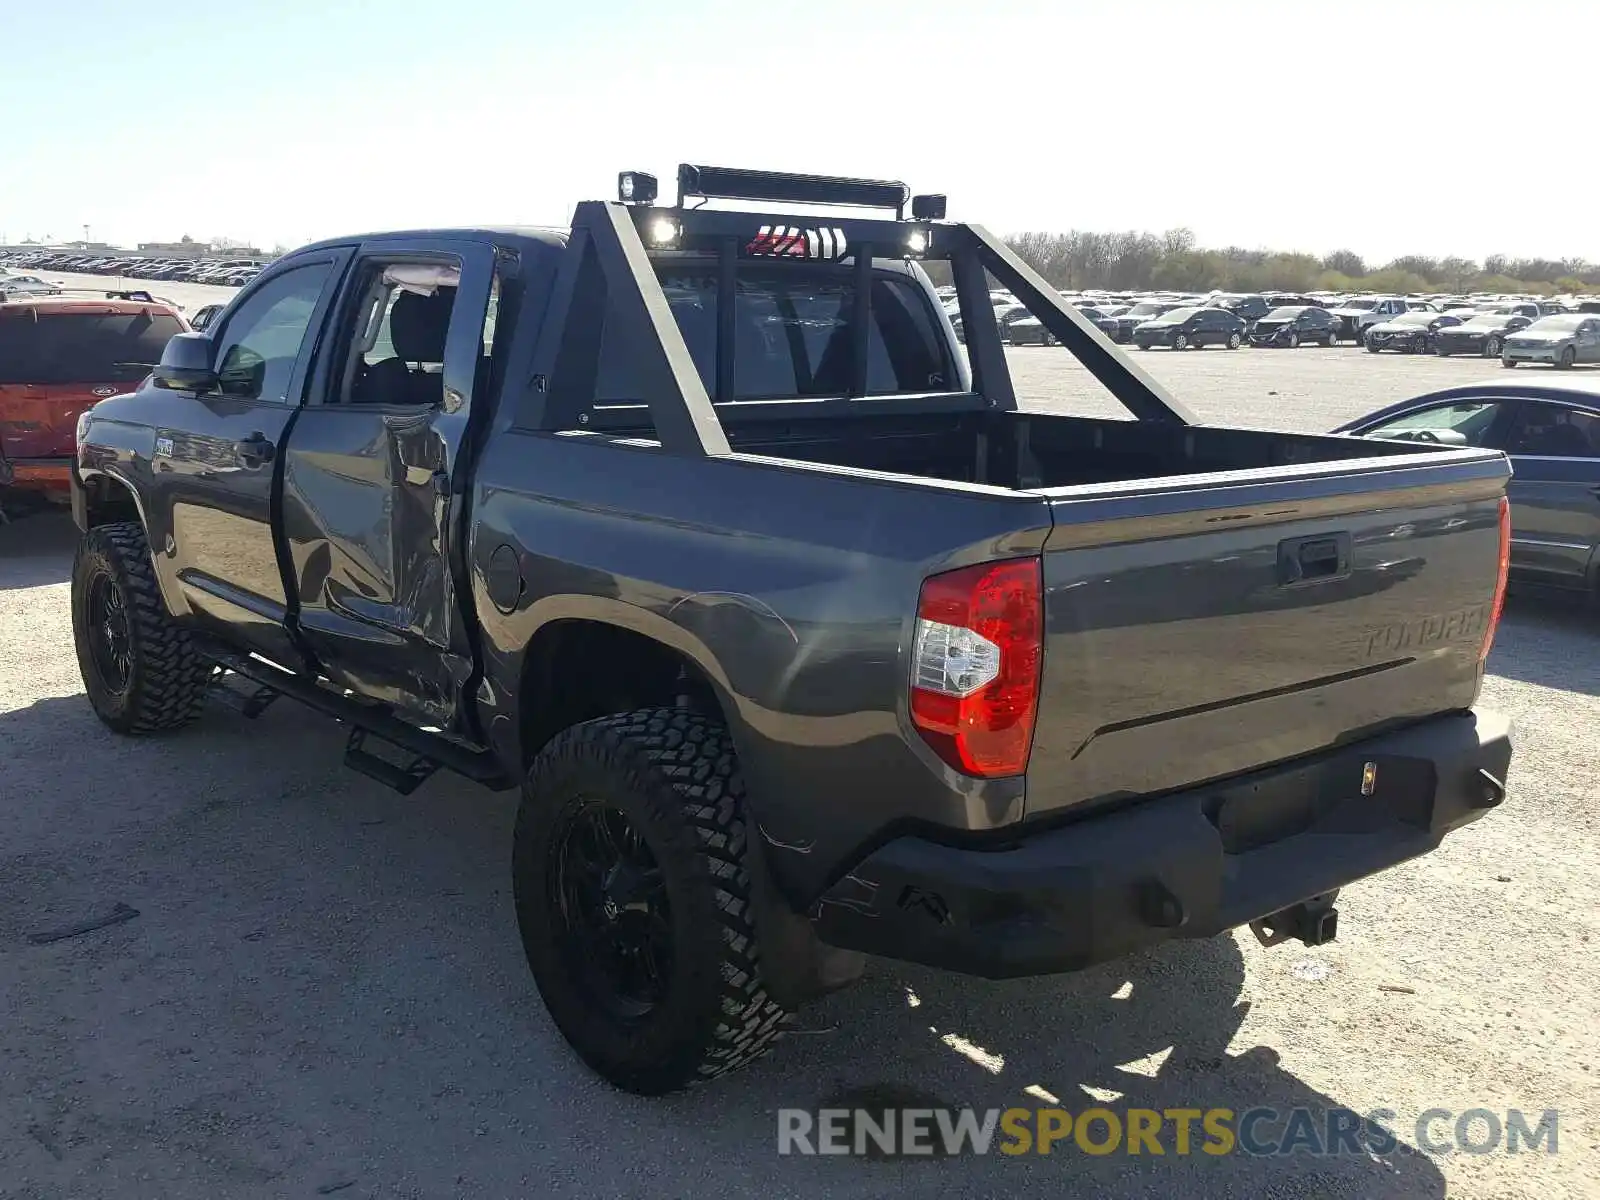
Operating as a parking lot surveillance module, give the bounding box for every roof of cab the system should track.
[294,226,571,256]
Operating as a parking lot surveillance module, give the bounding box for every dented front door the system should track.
[276,238,498,731]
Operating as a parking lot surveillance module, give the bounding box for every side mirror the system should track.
[151,331,219,392]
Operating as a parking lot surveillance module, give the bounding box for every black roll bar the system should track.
[543,195,1191,458]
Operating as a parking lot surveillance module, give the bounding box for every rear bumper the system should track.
[0,456,73,493]
[812,708,1511,978]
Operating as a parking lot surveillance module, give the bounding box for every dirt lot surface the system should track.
[2,269,1598,1198]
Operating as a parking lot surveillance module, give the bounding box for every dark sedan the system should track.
[1250,306,1340,348]
[1335,384,1600,597]
[1007,305,1111,346]
[1364,311,1462,354]
[1132,306,1246,350]
[1433,311,1534,358]
[1105,301,1182,343]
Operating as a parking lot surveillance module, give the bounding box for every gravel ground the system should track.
[1,270,1597,1198]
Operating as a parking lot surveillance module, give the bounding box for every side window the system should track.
[1360,401,1509,448]
[336,259,461,406]
[213,264,333,402]
[1505,404,1599,458]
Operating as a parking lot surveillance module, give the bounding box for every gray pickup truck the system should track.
[70,164,1514,1095]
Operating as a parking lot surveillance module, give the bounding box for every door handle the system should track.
[234,432,275,466]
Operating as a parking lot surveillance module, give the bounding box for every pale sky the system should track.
[4,0,1595,264]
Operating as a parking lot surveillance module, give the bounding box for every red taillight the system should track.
[1479,495,1511,665]
[909,558,1043,778]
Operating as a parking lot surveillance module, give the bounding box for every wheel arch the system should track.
[510,608,747,773]
[76,468,145,530]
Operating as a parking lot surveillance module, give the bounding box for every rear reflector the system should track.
[1479,494,1511,664]
[910,558,1043,778]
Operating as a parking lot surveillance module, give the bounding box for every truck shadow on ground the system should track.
[1490,591,1599,696]
[0,508,76,590]
[654,938,1449,1197]
[0,690,1447,1199]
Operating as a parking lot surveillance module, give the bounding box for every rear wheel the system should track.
[71,522,212,733]
[514,708,789,1095]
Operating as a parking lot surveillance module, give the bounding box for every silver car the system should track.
[1501,313,1600,369]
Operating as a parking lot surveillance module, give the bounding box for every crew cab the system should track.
[70,164,1514,1096]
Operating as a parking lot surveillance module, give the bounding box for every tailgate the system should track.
[0,383,108,459]
[1026,449,1509,818]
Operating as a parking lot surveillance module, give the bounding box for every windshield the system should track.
[1149,307,1198,324]
[1340,299,1378,311]
[1387,312,1437,327]
[596,266,950,403]
[1261,307,1305,321]
[1125,302,1169,317]
[1526,315,1583,333]
[1462,314,1510,329]
[0,309,184,384]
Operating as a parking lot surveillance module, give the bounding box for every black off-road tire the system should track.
[71,522,212,733]
[514,708,790,1094]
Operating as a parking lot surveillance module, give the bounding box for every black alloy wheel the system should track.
[547,798,674,1021]
[85,572,133,696]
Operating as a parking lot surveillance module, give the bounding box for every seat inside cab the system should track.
[345,262,460,406]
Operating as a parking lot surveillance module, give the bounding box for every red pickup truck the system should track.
[0,294,187,504]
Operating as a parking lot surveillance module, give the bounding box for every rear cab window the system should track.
[594,263,953,405]
[0,307,185,384]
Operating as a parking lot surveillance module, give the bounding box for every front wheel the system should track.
[1557,347,1576,370]
[1483,336,1502,358]
[1502,357,1518,369]
[1226,332,1241,350]
[71,522,213,733]
[1288,331,1300,349]
[514,708,790,1095]
[1365,339,1381,353]
[1173,334,1189,351]
[1324,331,1338,347]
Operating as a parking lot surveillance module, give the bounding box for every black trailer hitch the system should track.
[1250,893,1340,949]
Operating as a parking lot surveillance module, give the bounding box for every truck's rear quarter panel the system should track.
[470,431,1054,902]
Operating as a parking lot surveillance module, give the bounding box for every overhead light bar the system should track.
[677,164,910,215]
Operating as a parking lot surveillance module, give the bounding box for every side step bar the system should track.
[204,648,515,793]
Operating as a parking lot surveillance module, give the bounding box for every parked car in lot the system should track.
[1364,311,1463,354]
[1501,314,1600,369]
[0,294,186,501]
[1433,311,1533,358]
[1250,305,1341,348]
[1,274,63,297]
[1007,304,1112,346]
[1338,384,1599,596]
[1104,300,1182,343]
[1327,296,1412,343]
[1212,293,1272,328]
[1132,306,1246,350]
[68,163,1514,1094]
[188,303,226,331]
